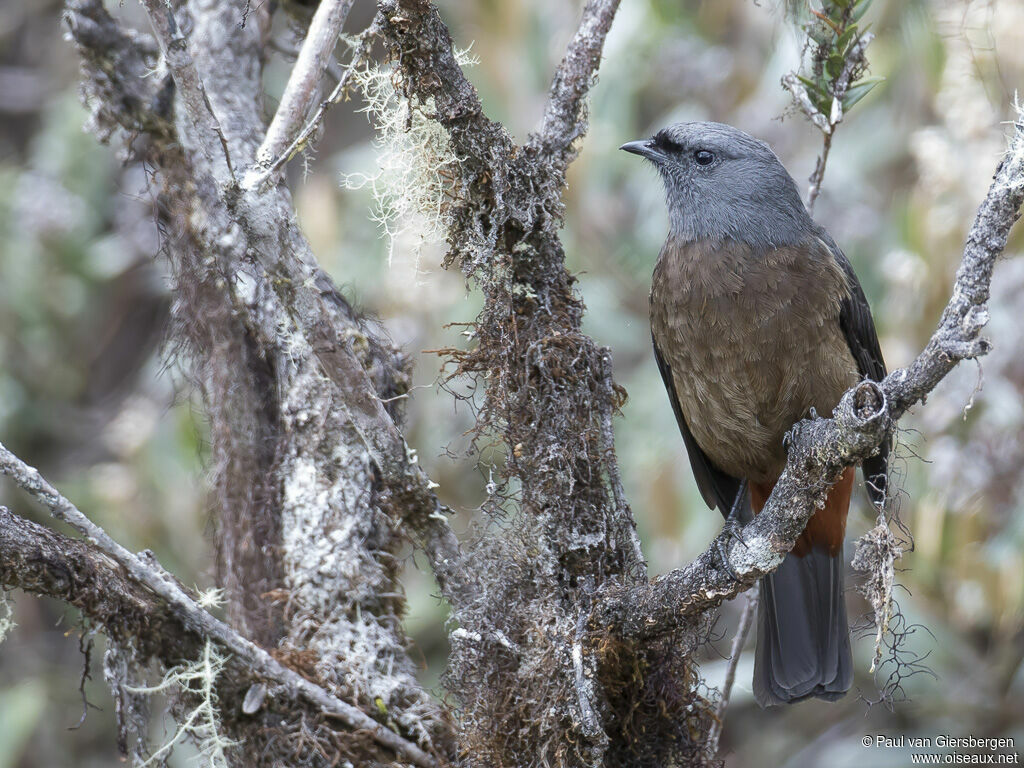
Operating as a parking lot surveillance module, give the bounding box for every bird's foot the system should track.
[715,516,748,580]
[715,535,741,580]
[716,482,749,580]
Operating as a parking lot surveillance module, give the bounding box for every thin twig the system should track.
[784,32,874,213]
[807,33,873,213]
[140,0,234,184]
[245,20,379,191]
[254,0,355,173]
[806,130,833,214]
[0,442,437,768]
[706,584,759,760]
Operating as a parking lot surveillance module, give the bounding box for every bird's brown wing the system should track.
[652,334,743,517]
[819,235,889,506]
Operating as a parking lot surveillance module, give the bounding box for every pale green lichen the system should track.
[340,44,478,265]
[125,640,235,768]
[852,515,904,674]
[0,593,15,646]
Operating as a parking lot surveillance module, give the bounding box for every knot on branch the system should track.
[962,304,990,337]
[781,380,889,485]
[852,379,885,422]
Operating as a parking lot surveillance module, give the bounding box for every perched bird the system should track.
[621,122,887,707]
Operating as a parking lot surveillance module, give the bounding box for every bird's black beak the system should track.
[620,139,665,164]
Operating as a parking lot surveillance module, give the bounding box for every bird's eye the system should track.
[694,149,715,166]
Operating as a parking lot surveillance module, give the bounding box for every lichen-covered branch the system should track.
[0,506,204,662]
[377,0,641,581]
[137,0,234,182]
[530,0,621,169]
[59,0,462,764]
[0,442,438,768]
[372,3,712,765]
[62,0,174,142]
[130,0,469,608]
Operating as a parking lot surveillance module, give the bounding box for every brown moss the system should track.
[594,632,719,768]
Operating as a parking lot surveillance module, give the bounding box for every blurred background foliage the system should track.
[0,0,1022,765]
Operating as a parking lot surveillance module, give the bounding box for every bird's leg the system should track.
[715,479,749,580]
[724,479,749,542]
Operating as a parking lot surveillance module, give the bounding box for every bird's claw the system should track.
[723,509,747,546]
[715,516,748,580]
[716,481,749,580]
[715,534,742,580]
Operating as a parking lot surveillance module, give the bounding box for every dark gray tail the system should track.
[753,547,852,707]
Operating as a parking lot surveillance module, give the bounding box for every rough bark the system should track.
[60,0,456,764]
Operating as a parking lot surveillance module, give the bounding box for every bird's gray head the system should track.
[621,122,812,249]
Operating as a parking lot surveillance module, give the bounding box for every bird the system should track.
[621,121,888,707]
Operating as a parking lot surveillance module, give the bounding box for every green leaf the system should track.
[826,53,845,79]
[852,0,875,23]
[796,74,825,95]
[796,76,830,112]
[836,25,859,54]
[842,76,884,110]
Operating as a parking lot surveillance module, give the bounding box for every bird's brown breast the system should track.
[650,237,858,482]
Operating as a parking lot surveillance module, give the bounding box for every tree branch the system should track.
[138,0,234,182]
[530,0,621,168]
[62,0,174,141]
[255,0,354,170]
[131,0,470,608]
[245,19,378,191]
[0,442,438,768]
[706,584,759,761]
[594,115,1024,639]
[0,506,204,661]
